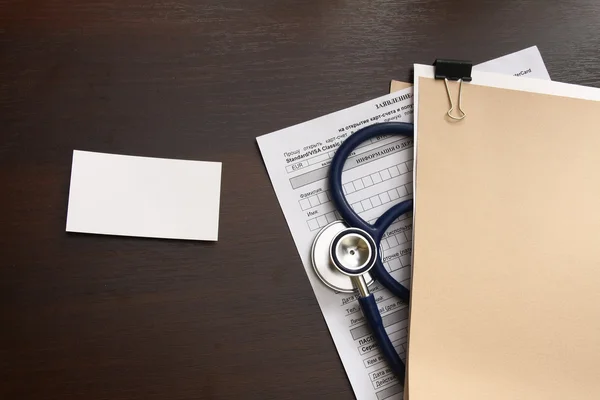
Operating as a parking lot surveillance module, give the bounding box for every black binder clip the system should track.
[434,59,472,120]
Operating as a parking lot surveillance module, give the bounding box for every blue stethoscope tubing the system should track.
[328,121,414,385]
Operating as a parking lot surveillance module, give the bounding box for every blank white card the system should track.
[66,150,222,241]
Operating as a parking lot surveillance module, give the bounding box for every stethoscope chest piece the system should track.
[311,220,374,293]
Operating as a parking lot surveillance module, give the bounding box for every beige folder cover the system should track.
[390,80,412,93]
[408,67,600,399]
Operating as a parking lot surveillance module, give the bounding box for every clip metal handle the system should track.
[443,78,466,120]
[434,59,473,121]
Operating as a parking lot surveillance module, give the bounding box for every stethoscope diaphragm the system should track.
[311,220,374,293]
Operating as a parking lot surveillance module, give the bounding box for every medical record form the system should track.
[258,92,415,400]
[256,47,549,400]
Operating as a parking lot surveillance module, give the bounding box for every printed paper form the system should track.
[256,48,550,400]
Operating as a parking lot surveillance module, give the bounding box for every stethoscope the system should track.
[311,121,413,386]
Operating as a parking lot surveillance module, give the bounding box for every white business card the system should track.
[66,150,222,241]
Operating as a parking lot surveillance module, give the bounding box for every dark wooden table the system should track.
[2,1,600,398]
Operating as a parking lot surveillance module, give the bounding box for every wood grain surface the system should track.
[2,1,600,399]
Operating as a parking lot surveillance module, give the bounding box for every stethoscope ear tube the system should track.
[328,122,414,237]
[358,294,406,386]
